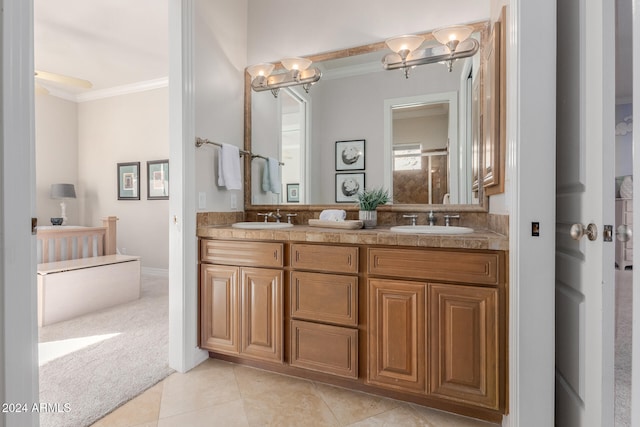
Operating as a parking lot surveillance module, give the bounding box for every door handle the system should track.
[570,223,598,241]
[616,224,633,242]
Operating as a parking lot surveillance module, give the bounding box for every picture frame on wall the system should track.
[147,159,169,200]
[287,183,299,203]
[335,172,365,203]
[117,162,140,200]
[335,139,365,171]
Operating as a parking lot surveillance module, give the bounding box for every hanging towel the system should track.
[259,157,281,194]
[217,143,242,190]
[319,209,347,221]
[267,157,281,194]
[262,161,270,192]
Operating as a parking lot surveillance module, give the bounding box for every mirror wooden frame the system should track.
[243,21,493,213]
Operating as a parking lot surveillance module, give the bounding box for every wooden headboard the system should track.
[37,216,118,264]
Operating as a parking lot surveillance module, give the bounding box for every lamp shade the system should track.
[247,63,275,79]
[281,57,312,71]
[432,25,474,47]
[385,35,425,54]
[50,183,76,199]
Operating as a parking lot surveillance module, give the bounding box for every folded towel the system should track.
[319,209,347,221]
[217,143,242,190]
[260,157,281,194]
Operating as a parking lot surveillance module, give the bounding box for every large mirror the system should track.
[245,23,488,211]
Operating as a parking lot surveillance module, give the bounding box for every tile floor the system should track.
[90,358,499,427]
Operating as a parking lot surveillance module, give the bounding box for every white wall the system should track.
[78,88,169,270]
[35,94,79,226]
[247,0,489,64]
[194,0,247,212]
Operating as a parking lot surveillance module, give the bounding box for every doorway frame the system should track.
[0,1,560,426]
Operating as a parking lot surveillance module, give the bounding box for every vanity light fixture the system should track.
[382,25,479,76]
[383,35,425,78]
[247,57,322,98]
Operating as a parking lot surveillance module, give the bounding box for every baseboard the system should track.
[141,267,169,277]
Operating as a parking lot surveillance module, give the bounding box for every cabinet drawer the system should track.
[369,248,501,286]
[290,271,357,327]
[290,320,358,379]
[290,244,358,274]
[201,239,283,268]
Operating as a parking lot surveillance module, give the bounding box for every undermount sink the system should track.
[389,225,474,235]
[232,222,294,230]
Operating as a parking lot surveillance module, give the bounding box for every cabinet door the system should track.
[241,267,283,362]
[368,278,426,392]
[428,283,500,410]
[200,264,239,354]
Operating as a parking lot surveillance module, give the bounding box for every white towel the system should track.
[217,143,242,190]
[319,209,347,221]
[267,157,281,194]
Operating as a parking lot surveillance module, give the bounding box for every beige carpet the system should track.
[38,274,173,427]
[615,269,632,426]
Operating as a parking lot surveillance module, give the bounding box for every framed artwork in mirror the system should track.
[335,139,365,170]
[287,183,299,203]
[117,162,140,200]
[147,159,169,200]
[336,172,365,203]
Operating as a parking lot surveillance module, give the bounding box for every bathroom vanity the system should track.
[198,224,508,423]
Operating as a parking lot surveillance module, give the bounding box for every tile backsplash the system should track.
[197,209,509,237]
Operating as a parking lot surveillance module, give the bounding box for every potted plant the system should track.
[356,187,389,228]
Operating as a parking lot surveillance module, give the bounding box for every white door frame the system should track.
[505,0,557,425]
[1,0,40,426]
[168,0,208,372]
[0,1,561,426]
[631,0,640,423]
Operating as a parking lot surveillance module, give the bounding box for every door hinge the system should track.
[603,225,613,242]
[31,217,37,235]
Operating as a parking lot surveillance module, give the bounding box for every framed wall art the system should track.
[286,183,299,203]
[335,139,365,171]
[335,172,365,203]
[147,159,169,200]
[117,162,140,200]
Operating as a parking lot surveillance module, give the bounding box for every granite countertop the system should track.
[197,224,509,251]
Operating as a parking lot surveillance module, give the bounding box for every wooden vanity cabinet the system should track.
[288,243,359,378]
[198,237,507,421]
[200,240,283,363]
[367,247,505,412]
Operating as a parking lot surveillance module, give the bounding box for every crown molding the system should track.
[55,77,169,103]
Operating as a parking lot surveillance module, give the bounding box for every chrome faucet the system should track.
[403,214,418,226]
[257,213,269,223]
[268,209,283,223]
[443,214,460,226]
[427,210,436,226]
[286,213,298,224]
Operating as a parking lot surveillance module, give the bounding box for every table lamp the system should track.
[50,183,76,225]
